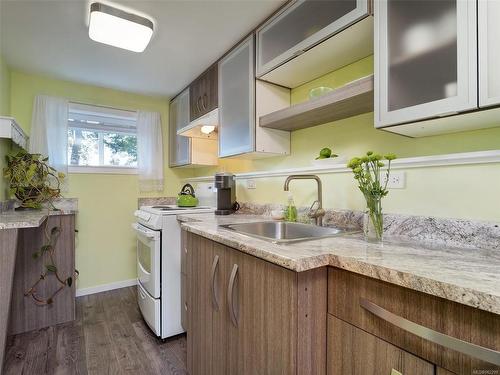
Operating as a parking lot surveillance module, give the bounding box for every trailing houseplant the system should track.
[3,149,64,209]
[347,151,397,242]
[3,150,76,305]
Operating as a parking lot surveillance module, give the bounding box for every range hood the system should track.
[178,108,218,139]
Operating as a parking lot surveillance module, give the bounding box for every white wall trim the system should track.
[185,150,500,182]
[76,278,137,297]
[69,166,138,175]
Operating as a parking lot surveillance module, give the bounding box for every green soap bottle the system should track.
[285,193,297,222]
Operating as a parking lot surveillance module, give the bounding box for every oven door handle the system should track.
[132,223,157,239]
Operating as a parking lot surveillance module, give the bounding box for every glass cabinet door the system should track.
[479,0,500,108]
[218,35,255,158]
[169,89,191,167]
[256,0,368,77]
[375,0,477,128]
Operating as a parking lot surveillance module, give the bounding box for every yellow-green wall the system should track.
[0,55,11,200]
[9,70,193,290]
[0,55,10,115]
[193,56,500,222]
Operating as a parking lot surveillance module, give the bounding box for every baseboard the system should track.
[76,278,137,297]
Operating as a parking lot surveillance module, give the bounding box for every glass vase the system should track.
[364,208,384,243]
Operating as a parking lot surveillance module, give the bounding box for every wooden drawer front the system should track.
[327,314,434,375]
[328,268,500,374]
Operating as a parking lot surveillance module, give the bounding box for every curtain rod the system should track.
[69,100,137,114]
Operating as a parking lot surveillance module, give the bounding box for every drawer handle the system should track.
[360,298,500,366]
[228,264,239,327]
[210,255,220,310]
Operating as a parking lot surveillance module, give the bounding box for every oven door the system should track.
[132,223,161,298]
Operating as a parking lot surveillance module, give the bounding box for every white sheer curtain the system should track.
[29,95,69,178]
[137,111,164,192]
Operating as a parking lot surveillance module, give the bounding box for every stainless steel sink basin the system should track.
[220,221,353,244]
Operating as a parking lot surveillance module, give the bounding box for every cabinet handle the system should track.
[228,264,239,327]
[202,93,208,110]
[196,96,201,113]
[360,298,500,366]
[210,255,219,310]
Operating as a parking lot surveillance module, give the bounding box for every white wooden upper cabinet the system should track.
[0,117,28,150]
[169,89,191,167]
[256,0,369,77]
[219,35,290,158]
[219,35,256,157]
[479,0,500,108]
[375,0,477,128]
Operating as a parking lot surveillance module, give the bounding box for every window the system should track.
[67,103,138,172]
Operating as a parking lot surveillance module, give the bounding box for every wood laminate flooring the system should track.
[3,286,188,375]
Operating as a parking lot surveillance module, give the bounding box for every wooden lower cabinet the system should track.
[327,314,435,375]
[184,232,500,375]
[328,268,500,375]
[9,214,76,335]
[185,231,327,375]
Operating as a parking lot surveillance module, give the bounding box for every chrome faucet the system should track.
[283,175,325,226]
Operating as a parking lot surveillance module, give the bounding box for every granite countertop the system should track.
[0,209,76,229]
[178,213,500,315]
[0,199,78,229]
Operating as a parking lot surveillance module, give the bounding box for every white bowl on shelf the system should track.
[311,156,348,167]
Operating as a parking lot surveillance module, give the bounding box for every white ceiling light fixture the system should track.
[88,2,154,53]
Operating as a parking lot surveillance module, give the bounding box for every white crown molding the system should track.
[185,150,500,182]
[76,278,137,297]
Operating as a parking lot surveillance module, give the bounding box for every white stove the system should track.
[133,205,214,338]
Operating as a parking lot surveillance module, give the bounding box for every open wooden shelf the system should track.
[390,38,455,70]
[259,75,374,131]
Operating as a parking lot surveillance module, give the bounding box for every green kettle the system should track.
[177,184,199,207]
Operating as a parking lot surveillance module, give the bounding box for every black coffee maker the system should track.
[215,173,238,215]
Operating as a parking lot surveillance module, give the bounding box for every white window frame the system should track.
[67,103,138,174]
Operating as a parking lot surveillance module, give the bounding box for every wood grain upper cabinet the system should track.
[375,0,477,128]
[479,0,500,108]
[256,0,369,77]
[189,64,218,121]
[169,89,191,167]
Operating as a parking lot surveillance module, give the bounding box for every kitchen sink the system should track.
[220,221,354,244]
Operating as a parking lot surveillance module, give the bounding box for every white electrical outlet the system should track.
[381,171,406,189]
[246,179,257,189]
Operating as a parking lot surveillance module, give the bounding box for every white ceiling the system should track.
[0,0,283,98]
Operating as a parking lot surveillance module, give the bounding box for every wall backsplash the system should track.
[236,202,500,251]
